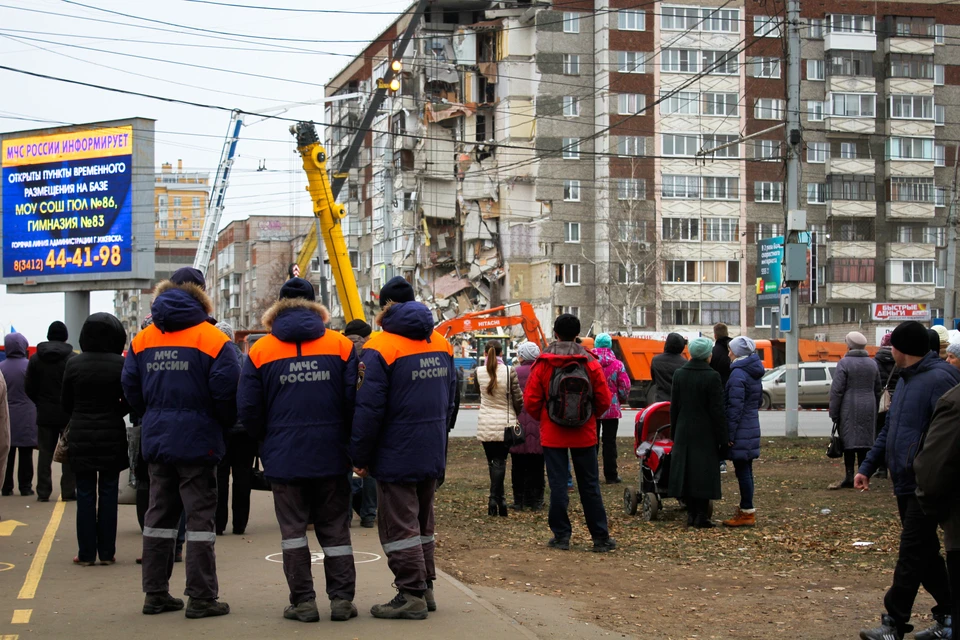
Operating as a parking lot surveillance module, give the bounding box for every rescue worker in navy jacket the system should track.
[121,267,240,620]
[351,276,457,620]
[237,278,359,624]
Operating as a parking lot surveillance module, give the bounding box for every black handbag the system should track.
[503,364,526,448]
[826,421,844,459]
[251,456,272,491]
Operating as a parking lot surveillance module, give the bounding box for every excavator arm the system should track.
[291,122,365,323]
[436,302,547,349]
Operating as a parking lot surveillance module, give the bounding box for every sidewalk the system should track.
[0,474,536,640]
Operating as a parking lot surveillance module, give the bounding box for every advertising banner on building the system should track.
[1,126,134,279]
[871,303,931,322]
[756,236,783,307]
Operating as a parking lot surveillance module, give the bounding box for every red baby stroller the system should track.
[623,402,674,521]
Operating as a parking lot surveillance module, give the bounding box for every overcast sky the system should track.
[0,0,410,344]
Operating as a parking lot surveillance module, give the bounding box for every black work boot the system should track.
[283,598,320,623]
[329,598,358,622]
[859,614,905,640]
[185,597,230,619]
[488,459,508,517]
[142,592,184,615]
[370,590,428,620]
[915,615,952,640]
[424,580,437,612]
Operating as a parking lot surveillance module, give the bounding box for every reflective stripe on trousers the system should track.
[281,536,308,550]
[382,535,422,554]
[184,531,216,543]
[322,545,353,557]
[143,527,179,539]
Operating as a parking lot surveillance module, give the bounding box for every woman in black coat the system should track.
[62,313,129,566]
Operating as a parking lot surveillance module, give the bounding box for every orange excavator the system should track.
[435,301,548,350]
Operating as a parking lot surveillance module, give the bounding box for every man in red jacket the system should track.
[524,314,614,552]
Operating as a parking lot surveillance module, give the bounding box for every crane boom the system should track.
[291,122,365,323]
[194,110,242,273]
[435,302,548,349]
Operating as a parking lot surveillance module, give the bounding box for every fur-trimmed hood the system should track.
[262,297,329,343]
[377,301,434,341]
[151,280,213,333]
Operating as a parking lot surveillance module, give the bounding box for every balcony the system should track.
[825,31,876,52]
[827,241,876,259]
[827,76,876,94]
[886,119,936,138]
[827,283,878,301]
[886,201,936,219]
[884,77,934,95]
[827,200,876,217]
[885,160,935,179]
[826,157,874,175]
[884,36,935,57]
[886,283,936,300]
[888,242,936,260]
[824,116,875,135]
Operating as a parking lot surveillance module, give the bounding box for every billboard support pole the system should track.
[64,291,89,349]
[784,0,802,438]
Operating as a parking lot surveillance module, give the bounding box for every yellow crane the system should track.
[291,122,365,323]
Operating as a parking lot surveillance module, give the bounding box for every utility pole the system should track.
[945,147,960,327]
[784,0,803,438]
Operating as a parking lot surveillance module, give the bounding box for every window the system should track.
[173,197,181,207]
[804,367,829,383]
[662,49,736,75]
[936,144,946,167]
[703,92,737,116]
[807,183,827,204]
[192,196,201,209]
[703,217,739,242]
[625,306,648,328]
[807,59,824,81]
[617,135,644,157]
[618,93,645,115]
[701,134,739,158]
[617,263,643,284]
[662,218,699,241]
[890,177,935,203]
[702,50,738,75]
[617,178,645,200]
[832,259,875,283]
[563,263,581,286]
[936,23,945,44]
[900,260,935,284]
[887,137,934,161]
[662,133,699,157]
[159,220,168,230]
[661,6,702,30]
[936,186,948,207]
[936,105,945,126]
[829,175,876,200]
[562,96,580,117]
[808,308,830,325]
[755,98,785,120]
[701,7,739,32]
[890,95,934,120]
[807,101,824,121]
[756,306,774,328]
[617,51,646,74]
[564,221,581,243]
[925,226,946,246]
[935,64,945,86]
[756,223,783,240]
[807,142,829,163]
[700,261,740,283]
[756,139,780,161]
[662,301,699,325]
[756,181,783,203]
[889,16,935,38]
[753,57,781,78]
[176,230,184,238]
[618,9,645,31]
[889,54,935,80]
[754,15,782,37]
[664,260,699,283]
[827,14,875,34]
[617,221,648,243]
[562,137,580,159]
[827,50,873,77]
[839,142,857,159]
[662,49,699,73]
[662,175,700,199]
[661,91,699,115]
[562,54,580,75]
[704,302,740,325]
[703,176,738,200]
[809,18,824,39]
[563,179,581,201]
[563,12,580,33]
[831,93,875,117]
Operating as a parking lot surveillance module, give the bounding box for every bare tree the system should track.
[247,260,289,329]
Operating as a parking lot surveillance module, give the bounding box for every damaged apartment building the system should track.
[326,0,960,339]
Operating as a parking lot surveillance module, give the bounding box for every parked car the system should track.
[760,362,837,409]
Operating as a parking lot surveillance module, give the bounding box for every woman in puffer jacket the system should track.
[509,342,544,510]
[593,334,630,484]
[475,341,522,517]
[722,336,764,528]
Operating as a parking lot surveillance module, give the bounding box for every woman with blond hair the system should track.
[475,341,522,517]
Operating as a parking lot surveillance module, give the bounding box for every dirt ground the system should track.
[435,437,938,639]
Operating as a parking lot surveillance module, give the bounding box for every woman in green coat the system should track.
[667,337,728,528]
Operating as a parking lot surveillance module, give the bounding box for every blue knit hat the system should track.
[688,337,714,360]
[594,333,612,349]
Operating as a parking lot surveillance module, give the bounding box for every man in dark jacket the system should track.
[351,276,457,620]
[710,323,733,387]
[122,267,240,620]
[524,314,613,552]
[238,278,359,623]
[873,333,899,480]
[343,319,377,528]
[856,321,960,640]
[651,333,687,403]
[25,321,76,502]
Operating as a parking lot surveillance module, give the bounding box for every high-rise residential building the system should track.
[325,0,960,341]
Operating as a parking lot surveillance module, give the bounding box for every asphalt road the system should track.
[449,408,833,438]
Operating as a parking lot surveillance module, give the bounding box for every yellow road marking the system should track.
[11,610,31,624]
[1,635,20,640]
[0,520,25,536]
[17,499,65,600]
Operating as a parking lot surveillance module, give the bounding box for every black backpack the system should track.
[546,360,594,427]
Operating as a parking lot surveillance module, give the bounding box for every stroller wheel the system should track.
[641,493,660,521]
[623,487,639,516]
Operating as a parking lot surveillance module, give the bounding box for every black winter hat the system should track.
[891,321,932,358]
[170,266,206,290]
[553,313,581,341]
[379,276,415,308]
[47,321,68,342]
[279,277,316,301]
[343,319,372,338]
[927,328,941,355]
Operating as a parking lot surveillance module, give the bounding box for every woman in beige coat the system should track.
[475,341,522,517]
[0,374,10,521]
